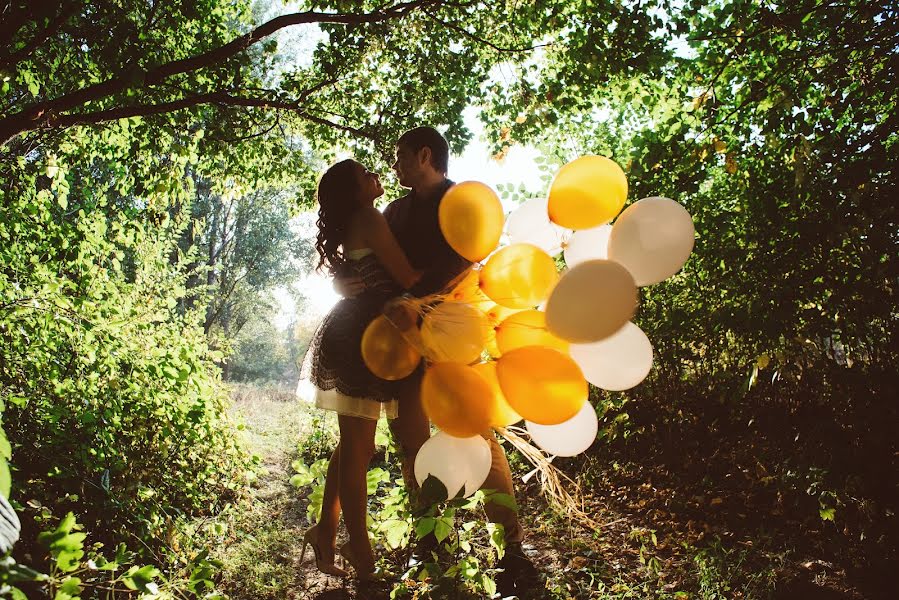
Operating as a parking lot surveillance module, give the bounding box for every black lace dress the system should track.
[297,249,406,420]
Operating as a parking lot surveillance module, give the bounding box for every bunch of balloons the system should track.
[362,155,695,497]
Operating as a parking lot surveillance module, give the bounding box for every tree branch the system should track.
[46,89,377,140]
[0,1,80,70]
[0,0,432,145]
[423,10,551,53]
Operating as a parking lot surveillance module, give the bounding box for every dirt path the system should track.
[215,385,565,600]
[216,385,376,600]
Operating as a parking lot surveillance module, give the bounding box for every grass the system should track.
[210,383,338,599]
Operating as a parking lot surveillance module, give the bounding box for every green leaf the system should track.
[59,576,82,595]
[366,467,389,494]
[0,460,10,498]
[481,573,497,597]
[434,516,453,543]
[420,475,448,505]
[122,565,160,593]
[415,516,436,539]
[381,518,409,549]
[485,492,517,511]
[9,588,28,600]
[819,507,836,521]
[486,522,505,559]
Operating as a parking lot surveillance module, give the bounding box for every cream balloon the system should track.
[526,401,598,457]
[544,259,637,343]
[414,431,492,498]
[607,196,695,286]
[570,322,653,391]
[563,224,612,268]
[505,197,567,256]
[421,302,488,364]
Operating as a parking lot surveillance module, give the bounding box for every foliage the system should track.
[0,0,671,194]
[0,146,253,545]
[393,486,514,600]
[0,511,225,600]
[2,0,896,596]
[227,310,302,384]
[290,416,513,598]
[181,183,314,339]
[488,0,897,569]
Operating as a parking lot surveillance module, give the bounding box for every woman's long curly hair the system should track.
[315,159,362,276]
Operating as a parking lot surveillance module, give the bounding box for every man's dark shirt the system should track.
[383,178,472,297]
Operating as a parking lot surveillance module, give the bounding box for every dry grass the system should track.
[498,426,625,532]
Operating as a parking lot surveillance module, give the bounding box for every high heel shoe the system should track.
[301,525,348,577]
[339,542,383,582]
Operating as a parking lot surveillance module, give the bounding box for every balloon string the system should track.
[496,426,623,532]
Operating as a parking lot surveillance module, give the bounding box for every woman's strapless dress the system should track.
[297,249,405,420]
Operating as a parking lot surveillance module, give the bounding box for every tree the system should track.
[179,180,313,337]
[0,1,670,173]
[0,0,427,145]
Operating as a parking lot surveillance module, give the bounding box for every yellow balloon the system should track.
[439,181,504,262]
[422,363,495,437]
[445,268,492,309]
[496,346,587,425]
[548,156,628,230]
[483,303,524,358]
[479,243,559,309]
[485,328,502,359]
[484,303,523,327]
[472,362,522,428]
[496,310,569,354]
[361,315,422,380]
[544,259,637,343]
[421,302,488,364]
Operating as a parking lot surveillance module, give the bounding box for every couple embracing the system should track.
[297,127,536,590]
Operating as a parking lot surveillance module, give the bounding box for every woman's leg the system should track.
[337,414,378,567]
[315,443,342,552]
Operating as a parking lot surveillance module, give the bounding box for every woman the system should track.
[298,159,421,580]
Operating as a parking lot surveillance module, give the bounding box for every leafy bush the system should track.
[0,511,224,599]
[1,157,249,552]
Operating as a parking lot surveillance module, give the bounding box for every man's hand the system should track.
[333,274,364,298]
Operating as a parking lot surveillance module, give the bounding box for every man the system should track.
[336,127,537,592]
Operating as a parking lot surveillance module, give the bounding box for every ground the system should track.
[211,385,880,599]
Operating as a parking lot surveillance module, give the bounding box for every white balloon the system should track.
[563,224,612,268]
[414,431,491,498]
[607,196,695,286]
[526,402,598,457]
[460,436,492,497]
[505,197,568,256]
[570,322,653,391]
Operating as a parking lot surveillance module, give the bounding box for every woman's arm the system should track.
[357,206,423,290]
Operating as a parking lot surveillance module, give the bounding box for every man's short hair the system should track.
[398,126,449,174]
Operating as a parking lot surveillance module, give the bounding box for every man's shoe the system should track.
[495,543,540,598]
